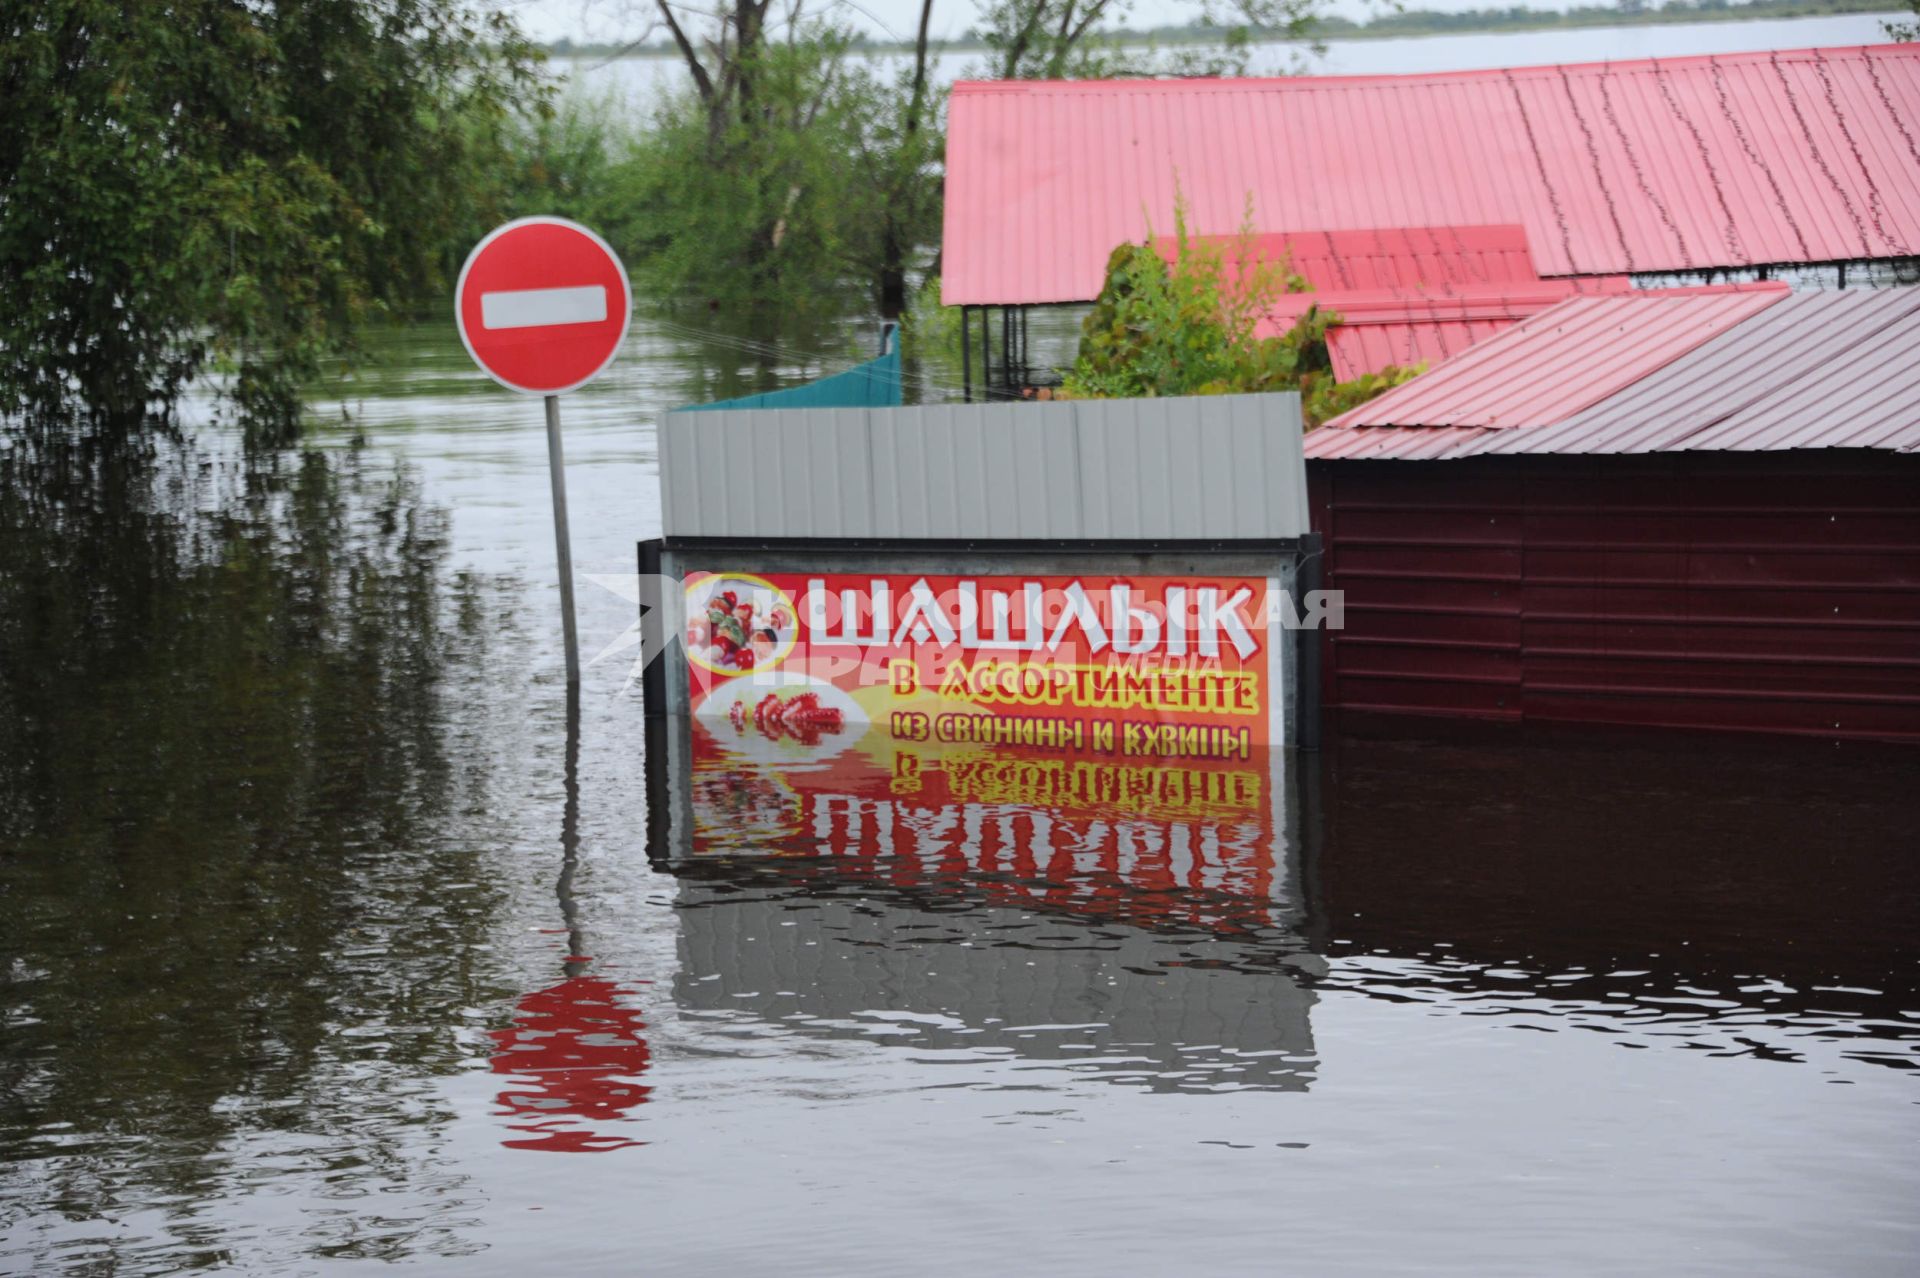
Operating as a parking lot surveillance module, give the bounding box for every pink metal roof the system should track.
[1192,224,1636,377]
[1327,319,1513,380]
[942,45,1920,306]
[1310,279,1783,378]
[1258,281,1634,377]
[1317,288,1786,431]
[1501,288,1920,454]
[1168,224,1547,291]
[1305,286,1920,459]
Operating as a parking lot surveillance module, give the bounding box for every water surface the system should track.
[1,314,1915,1275]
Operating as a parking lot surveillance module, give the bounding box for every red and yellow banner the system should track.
[685,723,1288,936]
[684,571,1285,756]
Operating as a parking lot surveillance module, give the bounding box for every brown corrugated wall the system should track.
[1309,451,1920,742]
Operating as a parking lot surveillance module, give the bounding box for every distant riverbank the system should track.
[545,0,1903,59]
[560,14,1905,95]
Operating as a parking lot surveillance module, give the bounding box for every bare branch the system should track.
[906,0,934,134]
[1064,0,1116,50]
[654,0,716,100]
[999,0,1049,78]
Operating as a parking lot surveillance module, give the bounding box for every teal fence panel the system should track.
[682,347,901,411]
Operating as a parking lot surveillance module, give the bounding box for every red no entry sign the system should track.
[455,216,631,396]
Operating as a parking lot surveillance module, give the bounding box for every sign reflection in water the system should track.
[488,976,653,1152]
[648,712,1326,1092]
[491,688,653,1152]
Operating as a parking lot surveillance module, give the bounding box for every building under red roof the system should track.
[1304,287,1920,742]
[1158,224,1637,377]
[944,45,1920,310]
[1209,225,1558,293]
[1314,288,1620,380]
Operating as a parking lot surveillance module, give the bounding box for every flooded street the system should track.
[2,317,1916,1275]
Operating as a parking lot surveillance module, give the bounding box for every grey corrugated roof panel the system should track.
[1307,287,1920,460]
[1651,290,1920,453]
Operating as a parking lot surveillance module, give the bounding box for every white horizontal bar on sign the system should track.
[480,285,607,330]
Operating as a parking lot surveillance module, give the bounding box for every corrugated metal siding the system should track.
[943,45,1920,305]
[661,392,1309,541]
[1313,452,1920,741]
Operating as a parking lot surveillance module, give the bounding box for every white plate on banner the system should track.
[692,671,865,763]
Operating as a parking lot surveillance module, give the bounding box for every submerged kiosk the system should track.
[639,391,1322,751]
[637,391,1326,1077]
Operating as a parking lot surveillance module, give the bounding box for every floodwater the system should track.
[11,33,1917,1274]
[3,303,1916,1274]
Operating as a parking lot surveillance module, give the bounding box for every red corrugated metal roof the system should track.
[1328,280,1783,375]
[1327,320,1512,380]
[1191,225,1637,377]
[1260,281,1634,377]
[1500,288,1920,454]
[1304,280,1782,377]
[1167,224,1547,291]
[1305,285,1920,458]
[1316,288,1786,433]
[1185,224,1621,376]
[942,45,1920,306]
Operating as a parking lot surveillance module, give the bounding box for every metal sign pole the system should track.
[544,394,580,686]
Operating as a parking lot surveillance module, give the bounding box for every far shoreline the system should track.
[543,4,1907,60]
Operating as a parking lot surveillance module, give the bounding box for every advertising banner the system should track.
[683,570,1288,757]
[683,720,1291,938]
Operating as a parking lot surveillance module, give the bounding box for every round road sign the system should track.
[455,216,631,396]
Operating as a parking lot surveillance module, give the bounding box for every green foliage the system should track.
[589,3,945,323]
[1888,0,1918,41]
[591,27,876,319]
[832,56,947,316]
[482,91,628,233]
[0,0,547,440]
[899,275,966,404]
[1062,199,1422,424]
[978,0,1323,78]
[1303,361,1424,426]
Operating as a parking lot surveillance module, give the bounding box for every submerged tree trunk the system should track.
[878,0,938,318]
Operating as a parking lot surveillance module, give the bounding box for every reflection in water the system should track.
[653,718,1325,1092]
[0,436,513,1263]
[489,689,652,1152]
[1308,728,1920,1073]
[2,315,1914,1270]
[488,976,652,1152]
[646,710,1918,1094]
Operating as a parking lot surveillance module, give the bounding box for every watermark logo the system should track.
[585,573,1343,694]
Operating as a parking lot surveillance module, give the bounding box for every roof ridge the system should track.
[948,44,1917,96]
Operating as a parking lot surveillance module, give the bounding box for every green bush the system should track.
[1062,199,1422,425]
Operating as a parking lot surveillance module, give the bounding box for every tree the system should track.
[1062,200,1422,425]
[978,0,1325,79]
[1888,1,1917,41]
[592,19,872,318]
[838,0,945,316]
[602,0,942,318]
[0,0,545,440]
